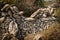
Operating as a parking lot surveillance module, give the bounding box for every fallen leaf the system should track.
[0,17,5,22]
[8,21,18,36]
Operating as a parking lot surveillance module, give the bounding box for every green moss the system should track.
[0,0,16,5]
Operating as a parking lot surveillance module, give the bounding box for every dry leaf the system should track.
[1,4,9,11]
[25,17,35,21]
[24,34,43,40]
[30,8,41,18]
[0,17,5,22]
[16,11,24,15]
[33,34,43,40]
[8,21,18,36]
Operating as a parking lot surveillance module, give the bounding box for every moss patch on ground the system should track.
[0,0,16,5]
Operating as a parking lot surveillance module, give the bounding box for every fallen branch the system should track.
[30,8,41,18]
[1,4,9,11]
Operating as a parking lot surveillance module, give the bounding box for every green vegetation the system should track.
[34,0,44,7]
[0,0,16,5]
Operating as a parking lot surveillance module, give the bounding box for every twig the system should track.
[2,33,8,40]
[1,4,9,11]
[16,11,24,15]
[30,8,41,18]
[0,17,5,22]
[9,6,16,14]
[25,17,35,21]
